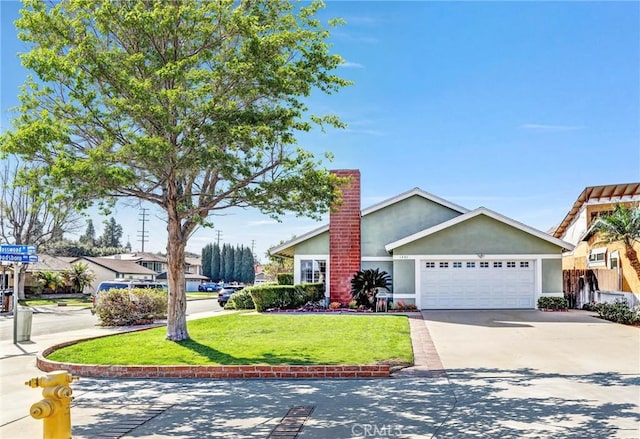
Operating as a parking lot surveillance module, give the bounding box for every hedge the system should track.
[537,296,568,310]
[249,282,325,312]
[95,288,167,326]
[277,273,294,285]
[224,289,255,310]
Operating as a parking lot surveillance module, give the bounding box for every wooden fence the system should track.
[563,268,621,308]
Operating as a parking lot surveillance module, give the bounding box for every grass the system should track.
[47,313,413,366]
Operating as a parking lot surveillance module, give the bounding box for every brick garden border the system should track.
[37,338,390,379]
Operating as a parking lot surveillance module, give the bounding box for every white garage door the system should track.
[420,260,535,309]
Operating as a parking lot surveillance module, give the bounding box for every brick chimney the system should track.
[329,170,361,304]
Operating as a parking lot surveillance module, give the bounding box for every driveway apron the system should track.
[422,310,640,438]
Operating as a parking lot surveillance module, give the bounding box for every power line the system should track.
[138,208,149,252]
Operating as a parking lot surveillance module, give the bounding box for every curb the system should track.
[37,334,390,379]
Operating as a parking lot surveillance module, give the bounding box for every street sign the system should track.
[0,245,37,255]
[0,253,38,263]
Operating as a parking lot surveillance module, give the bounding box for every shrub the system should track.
[295,282,325,304]
[249,283,325,311]
[224,289,255,310]
[95,288,167,326]
[350,269,391,310]
[594,300,640,325]
[277,273,294,285]
[537,296,568,310]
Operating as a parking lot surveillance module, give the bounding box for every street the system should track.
[0,298,222,341]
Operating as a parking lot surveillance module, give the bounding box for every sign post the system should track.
[1,245,38,345]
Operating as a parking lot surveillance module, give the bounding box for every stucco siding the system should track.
[393,260,415,294]
[294,231,329,255]
[362,195,461,257]
[542,258,562,293]
[361,261,394,293]
[394,215,563,255]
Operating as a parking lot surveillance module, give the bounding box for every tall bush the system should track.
[95,288,167,326]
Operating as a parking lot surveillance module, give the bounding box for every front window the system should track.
[588,248,607,267]
[301,259,326,284]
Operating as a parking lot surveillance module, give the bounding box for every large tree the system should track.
[2,0,349,340]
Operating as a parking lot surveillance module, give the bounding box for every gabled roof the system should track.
[553,183,640,239]
[385,207,575,252]
[269,188,469,257]
[73,256,157,275]
[102,252,167,263]
[361,187,469,216]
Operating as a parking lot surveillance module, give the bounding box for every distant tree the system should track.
[220,244,228,283]
[234,245,243,282]
[225,244,235,281]
[98,218,123,248]
[263,240,295,282]
[211,243,221,282]
[44,239,94,257]
[201,244,211,279]
[593,204,640,281]
[79,219,96,246]
[242,247,256,284]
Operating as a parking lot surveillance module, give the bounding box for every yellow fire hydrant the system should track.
[25,370,79,439]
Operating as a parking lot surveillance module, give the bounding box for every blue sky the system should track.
[1,1,639,262]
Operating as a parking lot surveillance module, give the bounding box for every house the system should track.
[72,256,158,292]
[270,170,574,310]
[102,252,168,273]
[156,271,208,292]
[552,182,640,305]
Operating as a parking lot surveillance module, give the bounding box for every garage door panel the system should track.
[421,259,535,309]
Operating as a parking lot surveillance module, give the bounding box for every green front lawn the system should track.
[47,313,413,366]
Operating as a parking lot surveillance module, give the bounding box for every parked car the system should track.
[217,285,244,307]
[198,282,221,292]
[91,280,167,312]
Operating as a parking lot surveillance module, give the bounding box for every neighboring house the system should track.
[156,271,208,292]
[102,252,168,273]
[73,256,158,292]
[185,257,203,276]
[270,170,573,310]
[553,182,640,305]
[20,255,76,294]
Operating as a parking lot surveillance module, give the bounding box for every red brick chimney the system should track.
[329,170,361,304]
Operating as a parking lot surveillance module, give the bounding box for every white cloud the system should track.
[340,61,365,69]
[520,123,584,132]
[247,219,279,227]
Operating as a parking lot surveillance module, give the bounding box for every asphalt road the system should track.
[0,297,222,341]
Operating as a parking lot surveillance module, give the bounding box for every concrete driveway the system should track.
[422,310,640,438]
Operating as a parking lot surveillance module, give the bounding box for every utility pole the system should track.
[138,208,149,252]
[216,230,222,247]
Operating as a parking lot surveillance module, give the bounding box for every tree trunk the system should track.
[17,266,27,300]
[624,245,640,281]
[165,213,189,341]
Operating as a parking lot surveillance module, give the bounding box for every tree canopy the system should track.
[1,0,350,340]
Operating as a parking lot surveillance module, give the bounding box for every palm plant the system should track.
[35,270,64,294]
[350,268,391,309]
[62,263,96,294]
[592,204,640,280]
